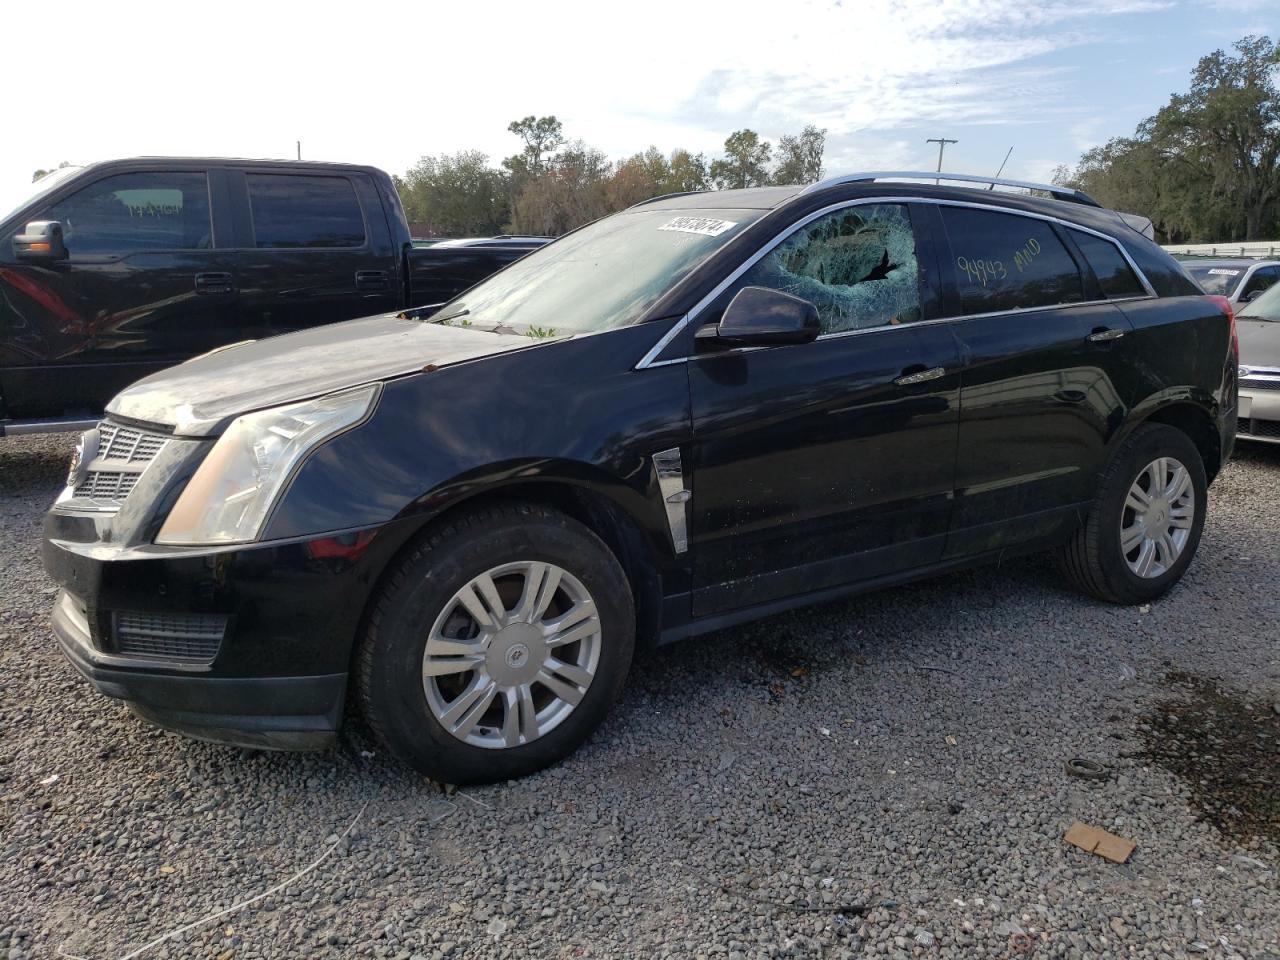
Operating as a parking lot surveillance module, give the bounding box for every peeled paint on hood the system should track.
[740,204,921,332]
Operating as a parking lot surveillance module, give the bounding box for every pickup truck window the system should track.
[1068,228,1146,299]
[439,207,764,335]
[731,203,922,333]
[246,174,366,249]
[38,171,211,254]
[942,207,1085,315]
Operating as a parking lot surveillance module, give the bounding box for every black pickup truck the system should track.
[0,158,546,435]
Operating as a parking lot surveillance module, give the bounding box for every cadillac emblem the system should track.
[67,428,99,489]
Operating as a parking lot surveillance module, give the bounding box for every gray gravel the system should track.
[1,432,1278,960]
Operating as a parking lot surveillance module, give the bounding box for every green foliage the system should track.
[1060,35,1280,242]
[710,129,774,190]
[395,119,825,239]
[772,126,827,185]
[398,151,509,236]
[526,326,558,338]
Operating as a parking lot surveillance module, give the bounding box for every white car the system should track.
[1181,258,1280,309]
[1236,282,1280,444]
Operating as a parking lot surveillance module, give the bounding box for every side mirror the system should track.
[13,221,68,261]
[697,286,820,347]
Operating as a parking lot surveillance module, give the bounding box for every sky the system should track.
[5,0,1277,209]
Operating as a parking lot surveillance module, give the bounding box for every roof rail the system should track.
[801,171,1100,207]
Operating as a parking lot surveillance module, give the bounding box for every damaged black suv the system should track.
[43,173,1237,783]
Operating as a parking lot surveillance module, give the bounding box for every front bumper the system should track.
[1238,382,1280,444]
[42,515,422,750]
[52,589,345,749]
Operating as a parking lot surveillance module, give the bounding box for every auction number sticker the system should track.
[1207,269,1241,276]
[659,216,738,237]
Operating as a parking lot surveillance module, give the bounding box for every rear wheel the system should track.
[1057,424,1207,604]
[356,502,634,784]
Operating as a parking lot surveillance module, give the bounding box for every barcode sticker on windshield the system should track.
[1207,268,1241,276]
[659,216,738,237]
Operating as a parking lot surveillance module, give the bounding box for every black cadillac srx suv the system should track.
[42,172,1238,784]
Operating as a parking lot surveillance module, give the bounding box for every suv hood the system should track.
[1238,318,1280,369]
[107,313,536,436]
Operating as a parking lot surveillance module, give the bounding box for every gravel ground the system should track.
[1,432,1278,960]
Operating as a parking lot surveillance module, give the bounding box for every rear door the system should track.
[687,201,961,616]
[230,170,399,338]
[935,204,1141,557]
[0,166,237,416]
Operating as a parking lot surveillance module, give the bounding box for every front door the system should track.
[687,202,961,616]
[0,168,237,415]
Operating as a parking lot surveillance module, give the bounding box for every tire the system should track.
[356,502,635,784]
[1057,423,1207,604]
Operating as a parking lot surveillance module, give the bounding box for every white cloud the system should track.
[3,0,1175,199]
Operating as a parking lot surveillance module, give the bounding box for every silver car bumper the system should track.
[1238,368,1280,444]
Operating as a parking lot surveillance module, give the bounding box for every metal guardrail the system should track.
[1162,242,1280,258]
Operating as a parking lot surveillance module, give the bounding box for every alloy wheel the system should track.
[422,561,601,749]
[1120,456,1195,579]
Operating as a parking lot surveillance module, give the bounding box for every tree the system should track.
[1148,35,1280,239]
[503,115,566,180]
[397,152,510,236]
[1059,35,1280,242]
[710,129,773,190]
[665,149,710,192]
[772,125,826,185]
[509,142,612,236]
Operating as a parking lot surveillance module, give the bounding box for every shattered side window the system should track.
[736,204,922,333]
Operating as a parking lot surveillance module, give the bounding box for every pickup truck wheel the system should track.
[356,503,634,784]
[1057,424,1207,604]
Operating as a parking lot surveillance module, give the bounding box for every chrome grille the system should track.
[73,470,141,500]
[1239,377,1280,392]
[114,612,227,662]
[98,421,168,462]
[65,420,170,509]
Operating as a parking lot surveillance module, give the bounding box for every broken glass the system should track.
[740,204,921,333]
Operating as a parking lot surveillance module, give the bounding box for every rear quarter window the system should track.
[246,174,366,249]
[940,207,1084,314]
[1068,229,1147,298]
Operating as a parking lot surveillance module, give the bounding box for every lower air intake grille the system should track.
[1238,417,1280,440]
[114,612,228,663]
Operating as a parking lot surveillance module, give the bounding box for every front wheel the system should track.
[356,503,635,784]
[1057,424,1207,604]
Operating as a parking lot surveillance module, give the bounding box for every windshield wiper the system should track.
[431,307,470,324]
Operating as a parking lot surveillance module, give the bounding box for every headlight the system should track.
[156,385,379,546]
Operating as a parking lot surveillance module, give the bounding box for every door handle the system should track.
[355,269,390,291]
[894,365,946,386]
[194,272,234,295]
[1087,327,1125,342]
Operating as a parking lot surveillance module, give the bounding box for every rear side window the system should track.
[941,207,1083,315]
[40,171,211,254]
[1069,229,1146,298]
[246,174,365,248]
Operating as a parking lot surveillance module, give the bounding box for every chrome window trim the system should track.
[635,196,1158,369]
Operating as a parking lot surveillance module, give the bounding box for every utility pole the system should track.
[926,137,957,181]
